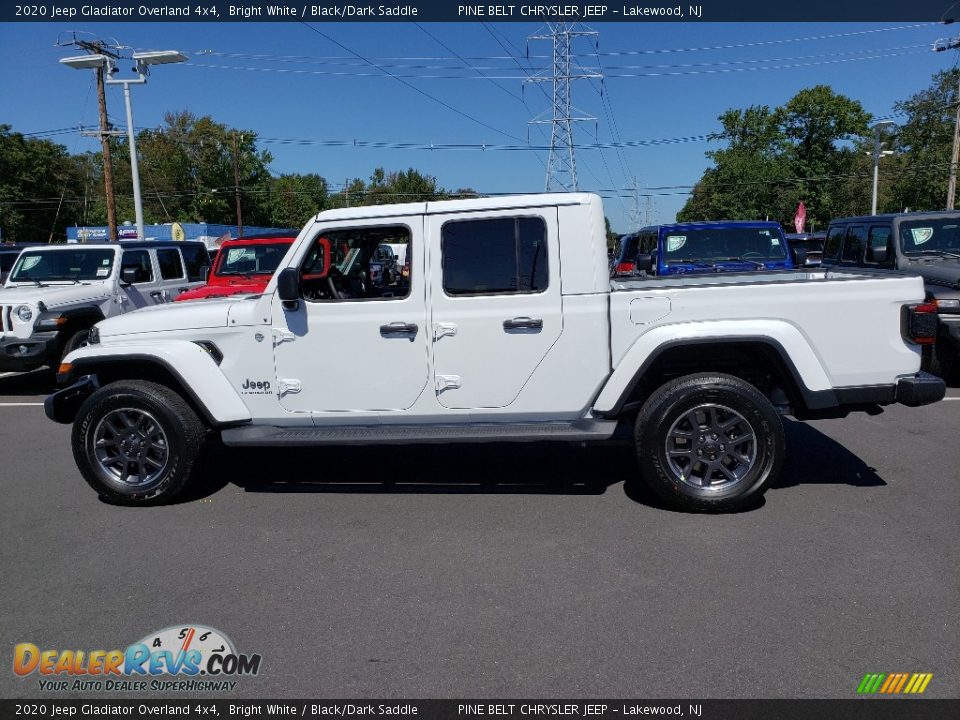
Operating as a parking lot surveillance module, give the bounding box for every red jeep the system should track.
[175,234,295,302]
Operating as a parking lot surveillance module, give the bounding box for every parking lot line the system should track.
[0,402,44,407]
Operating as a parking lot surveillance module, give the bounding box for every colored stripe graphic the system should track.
[857,672,932,694]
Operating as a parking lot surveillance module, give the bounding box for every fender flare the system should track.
[63,342,251,426]
[592,320,837,417]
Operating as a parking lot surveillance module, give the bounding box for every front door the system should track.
[428,208,563,409]
[272,217,428,414]
[118,249,163,309]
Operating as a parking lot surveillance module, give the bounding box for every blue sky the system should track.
[0,20,954,231]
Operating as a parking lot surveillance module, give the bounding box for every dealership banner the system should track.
[1,0,957,22]
[1,700,957,719]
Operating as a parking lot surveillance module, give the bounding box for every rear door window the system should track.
[442,217,548,295]
[157,248,184,280]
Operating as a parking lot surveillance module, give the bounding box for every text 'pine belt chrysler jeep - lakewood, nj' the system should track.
[45,194,946,511]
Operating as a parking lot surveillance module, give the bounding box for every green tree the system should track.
[0,125,83,242]
[678,87,871,228]
[890,68,960,212]
[267,173,329,228]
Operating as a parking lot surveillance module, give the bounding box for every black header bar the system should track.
[1,1,957,23]
[1,699,958,719]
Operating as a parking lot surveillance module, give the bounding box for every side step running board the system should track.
[220,419,618,447]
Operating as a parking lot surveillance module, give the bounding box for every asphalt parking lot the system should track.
[0,369,957,700]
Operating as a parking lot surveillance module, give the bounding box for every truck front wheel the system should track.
[633,373,784,512]
[72,380,205,505]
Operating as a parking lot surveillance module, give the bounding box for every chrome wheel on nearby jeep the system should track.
[72,380,204,505]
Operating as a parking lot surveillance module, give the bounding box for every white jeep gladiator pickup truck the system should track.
[46,194,945,510]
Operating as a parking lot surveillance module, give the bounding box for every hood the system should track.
[97,297,239,339]
[0,282,111,308]
[175,282,267,302]
[907,258,960,290]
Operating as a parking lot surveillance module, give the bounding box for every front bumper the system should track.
[0,331,59,372]
[44,374,99,424]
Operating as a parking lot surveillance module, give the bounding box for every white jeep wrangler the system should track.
[0,242,209,374]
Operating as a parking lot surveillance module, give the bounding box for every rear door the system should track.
[427,208,562,409]
[155,248,190,301]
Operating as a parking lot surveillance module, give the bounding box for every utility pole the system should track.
[61,36,122,241]
[232,131,243,237]
[934,33,960,209]
[526,24,600,192]
[870,121,895,215]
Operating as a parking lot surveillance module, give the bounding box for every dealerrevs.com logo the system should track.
[13,625,262,692]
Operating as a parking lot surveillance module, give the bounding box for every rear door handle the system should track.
[149,291,163,300]
[503,317,543,330]
[380,322,418,336]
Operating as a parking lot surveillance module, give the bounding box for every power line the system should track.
[297,22,523,142]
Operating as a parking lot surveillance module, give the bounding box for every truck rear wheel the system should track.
[633,373,784,512]
[72,380,205,505]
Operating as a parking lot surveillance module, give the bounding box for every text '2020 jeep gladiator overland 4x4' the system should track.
[46,194,945,511]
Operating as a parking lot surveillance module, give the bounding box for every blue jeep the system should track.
[612,221,794,277]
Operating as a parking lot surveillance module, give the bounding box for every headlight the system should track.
[15,305,33,323]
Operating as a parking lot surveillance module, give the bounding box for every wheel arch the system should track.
[61,344,251,427]
[594,331,837,418]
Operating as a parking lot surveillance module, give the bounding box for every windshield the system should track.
[9,249,116,283]
[662,227,788,263]
[899,218,960,255]
[216,243,290,276]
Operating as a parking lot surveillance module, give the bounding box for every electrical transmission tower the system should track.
[527,24,600,192]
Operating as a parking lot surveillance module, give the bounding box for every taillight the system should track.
[615,261,636,275]
[904,302,938,345]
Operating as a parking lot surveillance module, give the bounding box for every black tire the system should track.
[633,373,785,512]
[53,329,89,380]
[72,380,205,505]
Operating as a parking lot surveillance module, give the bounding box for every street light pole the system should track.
[870,121,895,215]
[111,76,147,242]
[63,50,187,241]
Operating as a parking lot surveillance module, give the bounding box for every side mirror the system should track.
[277,267,300,308]
[120,267,138,286]
[635,253,654,273]
[199,265,211,281]
[868,246,888,265]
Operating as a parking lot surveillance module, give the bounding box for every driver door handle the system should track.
[503,317,543,330]
[380,322,418,336]
[150,291,163,300]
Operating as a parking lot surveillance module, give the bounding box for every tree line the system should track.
[677,69,960,230]
[2,68,957,243]
[0,110,475,243]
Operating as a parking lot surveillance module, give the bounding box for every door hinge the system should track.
[272,328,296,345]
[278,378,302,396]
[433,322,458,340]
[436,374,461,392]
